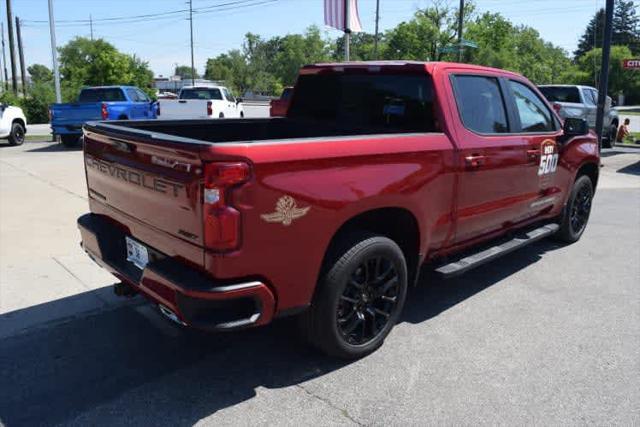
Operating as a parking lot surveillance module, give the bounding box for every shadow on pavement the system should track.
[616,160,640,176]
[0,239,560,426]
[27,143,82,153]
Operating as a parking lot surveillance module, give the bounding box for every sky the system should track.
[3,0,617,78]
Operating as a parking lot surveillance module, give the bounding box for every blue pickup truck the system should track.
[50,86,158,146]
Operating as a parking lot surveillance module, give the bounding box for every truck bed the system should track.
[87,117,430,145]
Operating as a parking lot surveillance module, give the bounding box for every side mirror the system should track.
[562,117,589,138]
[236,97,243,104]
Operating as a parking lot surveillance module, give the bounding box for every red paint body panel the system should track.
[79,61,599,328]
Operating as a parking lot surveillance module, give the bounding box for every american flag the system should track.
[324,0,362,32]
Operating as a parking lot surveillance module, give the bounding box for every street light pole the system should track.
[595,0,614,150]
[457,0,464,62]
[188,0,195,86]
[5,0,18,94]
[373,0,380,59]
[48,0,62,103]
[344,0,351,61]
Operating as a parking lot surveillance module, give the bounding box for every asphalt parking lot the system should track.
[1,139,639,426]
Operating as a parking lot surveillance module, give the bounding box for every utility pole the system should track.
[457,0,464,62]
[5,0,18,94]
[90,14,94,40]
[48,0,62,103]
[595,0,614,151]
[344,0,351,61]
[373,0,380,59]
[15,17,26,96]
[1,23,8,91]
[188,0,195,86]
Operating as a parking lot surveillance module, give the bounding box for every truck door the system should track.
[125,89,142,119]
[449,73,540,244]
[582,88,597,128]
[222,88,237,117]
[504,78,565,219]
[134,88,153,118]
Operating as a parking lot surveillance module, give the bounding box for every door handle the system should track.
[464,154,486,168]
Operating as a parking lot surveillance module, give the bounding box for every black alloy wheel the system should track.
[300,232,408,359]
[569,182,593,236]
[337,256,400,346]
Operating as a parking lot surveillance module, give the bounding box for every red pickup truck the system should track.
[78,61,599,358]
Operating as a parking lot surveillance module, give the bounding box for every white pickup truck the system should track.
[158,85,244,119]
[0,104,27,146]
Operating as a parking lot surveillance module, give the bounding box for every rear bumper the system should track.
[77,213,275,331]
[51,124,83,135]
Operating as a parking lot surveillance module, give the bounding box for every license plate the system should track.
[125,236,149,270]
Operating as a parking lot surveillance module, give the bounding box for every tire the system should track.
[240,111,244,118]
[604,123,618,148]
[300,232,408,359]
[554,175,594,243]
[60,134,80,148]
[7,122,25,146]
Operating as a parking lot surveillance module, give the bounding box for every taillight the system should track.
[101,103,108,120]
[207,101,213,116]
[203,162,250,251]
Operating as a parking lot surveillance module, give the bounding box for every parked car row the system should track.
[48,83,243,147]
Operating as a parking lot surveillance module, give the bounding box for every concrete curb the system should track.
[614,142,640,149]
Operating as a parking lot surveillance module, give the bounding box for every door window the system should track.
[135,89,150,102]
[582,88,596,105]
[222,88,235,103]
[508,80,555,132]
[451,75,509,134]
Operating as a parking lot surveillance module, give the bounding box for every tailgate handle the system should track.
[107,137,135,153]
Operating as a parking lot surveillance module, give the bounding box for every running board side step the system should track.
[434,223,559,278]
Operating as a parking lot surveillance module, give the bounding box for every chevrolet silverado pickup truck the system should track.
[158,85,244,119]
[50,86,157,147]
[78,61,599,359]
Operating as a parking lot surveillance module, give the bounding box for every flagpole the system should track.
[344,0,350,61]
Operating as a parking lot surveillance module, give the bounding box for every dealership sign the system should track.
[623,59,640,69]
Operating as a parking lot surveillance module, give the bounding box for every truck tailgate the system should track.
[159,99,209,119]
[52,103,102,124]
[83,123,206,251]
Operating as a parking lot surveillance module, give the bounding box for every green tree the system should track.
[576,2,640,58]
[204,50,251,94]
[613,0,640,55]
[58,37,153,101]
[384,0,474,61]
[27,64,53,84]
[335,33,380,61]
[174,64,200,80]
[465,12,576,84]
[576,46,640,103]
[271,26,332,85]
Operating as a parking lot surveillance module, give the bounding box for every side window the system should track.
[126,89,139,102]
[452,75,509,134]
[508,80,555,132]
[135,89,150,102]
[582,88,595,105]
[589,89,599,105]
[222,88,235,103]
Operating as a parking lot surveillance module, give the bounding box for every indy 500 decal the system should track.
[538,139,558,176]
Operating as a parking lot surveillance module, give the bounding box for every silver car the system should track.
[538,85,619,148]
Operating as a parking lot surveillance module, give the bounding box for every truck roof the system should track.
[80,85,139,90]
[302,61,523,78]
[538,84,597,91]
